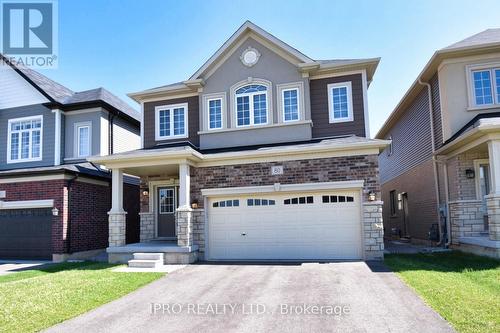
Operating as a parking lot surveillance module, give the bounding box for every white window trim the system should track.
[327,81,354,123]
[235,89,269,127]
[466,62,500,109]
[155,102,189,141]
[230,78,273,128]
[277,81,305,123]
[206,95,225,130]
[7,115,43,164]
[74,121,92,158]
[474,159,490,200]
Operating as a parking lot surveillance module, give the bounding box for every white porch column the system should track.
[488,140,500,195]
[486,140,500,240]
[108,168,127,247]
[178,163,191,209]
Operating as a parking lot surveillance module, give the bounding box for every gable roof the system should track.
[0,54,140,124]
[375,28,500,139]
[129,21,380,102]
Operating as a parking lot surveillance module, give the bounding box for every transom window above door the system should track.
[155,103,188,140]
[235,84,269,127]
[7,115,43,163]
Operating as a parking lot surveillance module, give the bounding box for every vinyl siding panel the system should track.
[143,96,199,148]
[310,74,366,138]
[379,88,433,184]
[430,74,443,149]
[0,104,55,170]
[112,115,140,153]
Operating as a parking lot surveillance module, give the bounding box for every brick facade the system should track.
[0,175,139,256]
[190,155,380,207]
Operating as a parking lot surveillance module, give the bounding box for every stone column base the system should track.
[108,211,127,247]
[486,194,500,241]
[363,201,384,260]
[449,200,485,244]
[176,207,193,247]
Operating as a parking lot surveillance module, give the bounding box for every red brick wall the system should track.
[0,177,140,254]
[190,155,380,208]
[0,180,67,253]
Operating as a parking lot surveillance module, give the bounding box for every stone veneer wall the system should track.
[363,202,384,260]
[449,200,485,244]
[486,194,500,241]
[139,212,155,241]
[192,209,205,257]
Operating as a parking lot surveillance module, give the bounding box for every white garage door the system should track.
[208,190,362,260]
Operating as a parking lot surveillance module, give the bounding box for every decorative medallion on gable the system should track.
[240,46,261,67]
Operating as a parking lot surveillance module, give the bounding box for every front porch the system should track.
[107,240,199,264]
[437,119,500,258]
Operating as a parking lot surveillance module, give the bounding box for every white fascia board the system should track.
[0,199,54,209]
[201,180,365,197]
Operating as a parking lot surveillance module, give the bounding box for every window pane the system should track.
[159,110,170,136]
[253,93,267,124]
[237,96,250,126]
[32,129,41,158]
[21,132,30,159]
[209,99,222,129]
[173,108,185,135]
[235,85,266,94]
[159,189,174,213]
[78,126,89,157]
[473,70,493,105]
[10,132,19,160]
[331,86,349,119]
[283,89,299,121]
[496,69,500,103]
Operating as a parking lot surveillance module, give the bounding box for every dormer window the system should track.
[235,84,268,127]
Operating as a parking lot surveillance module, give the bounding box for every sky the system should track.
[38,0,500,137]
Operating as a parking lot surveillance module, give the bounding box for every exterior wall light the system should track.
[465,169,475,179]
[142,190,149,197]
[52,207,59,216]
[368,191,376,201]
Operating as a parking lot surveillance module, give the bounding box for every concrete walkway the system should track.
[45,261,454,333]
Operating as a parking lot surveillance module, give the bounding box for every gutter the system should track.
[418,78,447,246]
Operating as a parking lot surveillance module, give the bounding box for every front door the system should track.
[157,187,176,238]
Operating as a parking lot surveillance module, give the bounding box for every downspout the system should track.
[418,78,445,245]
[66,174,78,254]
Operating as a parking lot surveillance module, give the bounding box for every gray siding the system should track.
[310,74,366,138]
[143,96,199,148]
[200,122,311,149]
[202,36,311,127]
[430,74,443,149]
[379,88,433,184]
[64,111,102,160]
[0,104,55,170]
[112,114,140,153]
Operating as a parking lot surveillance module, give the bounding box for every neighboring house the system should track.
[376,29,500,258]
[90,21,389,264]
[0,54,141,261]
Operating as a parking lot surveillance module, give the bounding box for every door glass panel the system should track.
[479,164,490,207]
[159,188,174,214]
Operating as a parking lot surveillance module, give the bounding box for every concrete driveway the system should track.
[0,260,52,276]
[46,262,454,333]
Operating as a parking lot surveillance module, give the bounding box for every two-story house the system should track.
[90,21,389,264]
[376,29,500,258]
[0,55,141,261]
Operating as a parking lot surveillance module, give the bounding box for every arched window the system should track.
[235,84,268,126]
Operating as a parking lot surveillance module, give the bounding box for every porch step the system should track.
[128,259,162,268]
[128,252,164,268]
[133,252,164,261]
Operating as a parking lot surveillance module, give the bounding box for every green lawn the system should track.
[0,262,163,333]
[385,251,500,333]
